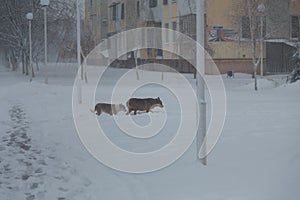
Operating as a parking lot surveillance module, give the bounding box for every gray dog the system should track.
[91,103,126,116]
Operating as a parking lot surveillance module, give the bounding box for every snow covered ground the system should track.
[0,63,299,200]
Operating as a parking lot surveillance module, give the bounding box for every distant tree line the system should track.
[0,0,94,76]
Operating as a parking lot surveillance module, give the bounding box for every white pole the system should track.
[29,19,33,82]
[134,50,139,80]
[257,3,265,78]
[76,0,82,104]
[260,15,263,77]
[77,0,82,80]
[196,0,207,165]
[44,7,48,84]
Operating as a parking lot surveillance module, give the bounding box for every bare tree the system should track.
[246,0,265,90]
[231,0,269,90]
[0,0,34,72]
[231,0,294,90]
[0,0,87,77]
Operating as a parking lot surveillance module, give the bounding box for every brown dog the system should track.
[126,97,164,115]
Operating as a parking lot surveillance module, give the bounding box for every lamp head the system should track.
[257,3,265,13]
[40,0,50,7]
[26,13,33,20]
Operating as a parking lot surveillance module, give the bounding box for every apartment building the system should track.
[85,0,300,74]
[85,0,109,44]
[207,0,300,74]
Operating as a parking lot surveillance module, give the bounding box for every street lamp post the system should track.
[26,13,33,82]
[196,0,207,165]
[76,0,82,80]
[41,0,50,84]
[258,3,265,77]
[76,0,82,104]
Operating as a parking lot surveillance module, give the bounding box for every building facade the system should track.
[85,0,108,44]
[85,0,300,74]
[207,0,300,74]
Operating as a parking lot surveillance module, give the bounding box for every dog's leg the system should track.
[112,105,117,115]
[126,107,131,115]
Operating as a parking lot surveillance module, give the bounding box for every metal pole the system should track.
[29,19,32,82]
[257,3,265,77]
[76,0,82,80]
[196,0,207,165]
[44,7,48,84]
[76,0,82,104]
[260,15,263,77]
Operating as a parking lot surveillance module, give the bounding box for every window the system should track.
[89,14,96,34]
[121,3,125,19]
[172,22,177,31]
[256,16,266,39]
[156,49,163,57]
[291,15,299,39]
[89,0,93,7]
[241,16,266,39]
[172,22,177,41]
[180,20,188,34]
[149,0,157,8]
[241,16,250,39]
[165,23,169,42]
[137,1,140,17]
[163,0,168,5]
[147,48,153,57]
[112,5,117,20]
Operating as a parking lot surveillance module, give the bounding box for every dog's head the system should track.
[94,104,101,115]
[155,97,164,108]
[95,108,101,115]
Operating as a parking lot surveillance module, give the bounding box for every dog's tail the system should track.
[90,109,95,114]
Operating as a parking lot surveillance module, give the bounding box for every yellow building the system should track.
[85,0,108,44]
[85,0,300,73]
[206,0,300,74]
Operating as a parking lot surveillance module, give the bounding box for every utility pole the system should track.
[76,0,82,104]
[26,13,33,82]
[196,0,207,165]
[77,0,82,80]
[41,0,50,84]
[257,3,265,77]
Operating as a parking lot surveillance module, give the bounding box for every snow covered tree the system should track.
[0,0,88,75]
[232,0,292,90]
[0,0,35,72]
[289,46,300,83]
[231,0,269,90]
